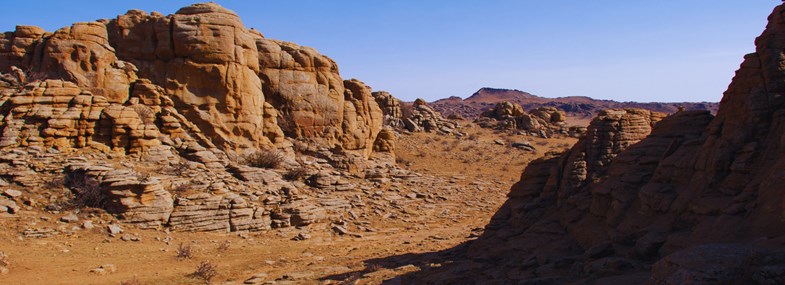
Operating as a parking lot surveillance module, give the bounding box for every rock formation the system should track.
[0,2,385,158]
[0,2,394,232]
[372,90,404,128]
[401,98,460,134]
[414,4,785,284]
[478,101,573,137]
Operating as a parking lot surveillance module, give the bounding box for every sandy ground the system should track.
[0,123,576,285]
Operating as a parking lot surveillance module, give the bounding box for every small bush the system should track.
[0,251,9,268]
[176,243,193,260]
[243,150,283,169]
[171,183,191,195]
[167,162,190,176]
[400,103,414,119]
[216,240,230,252]
[136,172,152,182]
[65,171,106,209]
[191,261,218,284]
[283,167,308,181]
[133,105,156,125]
[43,176,65,190]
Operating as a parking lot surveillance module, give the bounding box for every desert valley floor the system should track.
[0,124,577,285]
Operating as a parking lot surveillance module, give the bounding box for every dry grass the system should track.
[65,171,106,209]
[191,261,218,284]
[283,166,309,181]
[243,150,283,169]
[176,243,193,260]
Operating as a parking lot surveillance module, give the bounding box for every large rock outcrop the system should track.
[415,4,785,284]
[402,98,459,134]
[0,2,393,232]
[478,101,572,137]
[0,2,385,157]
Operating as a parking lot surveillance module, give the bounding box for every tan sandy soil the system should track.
[0,124,576,285]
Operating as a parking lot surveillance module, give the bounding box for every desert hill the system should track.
[430,87,719,121]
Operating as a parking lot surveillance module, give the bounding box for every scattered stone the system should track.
[0,198,19,214]
[60,214,79,223]
[120,234,141,242]
[244,272,269,284]
[107,224,123,235]
[22,228,57,238]
[332,225,363,238]
[90,264,116,275]
[3,189,21,198]
[292,232,311,241]
[511,141,535,151]
[82,221,94,229]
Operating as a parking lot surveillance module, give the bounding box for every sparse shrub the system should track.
[171,183,192,195]
[65,171,106,209]
[43,176,65,190]
[367,263,385,272]
[216,240,230,252]
[446,113,464,120]
[395,156,410,165]
[400,103,414,119]
[0,251,9,270]
[133,105,156,124]
[177,243,193,260]
[243,150,283,169]
[283,167,308,181]
[191,261,218,284]
[167,162,190,176]
[136,172,152,182]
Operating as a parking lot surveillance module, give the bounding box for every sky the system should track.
[0,1,778,102]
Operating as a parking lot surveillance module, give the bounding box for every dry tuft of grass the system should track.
[283,167,308,181]
[243,150,283,169]
[65,171,106,209]
[191,261,218,284]
[177,243,193,260]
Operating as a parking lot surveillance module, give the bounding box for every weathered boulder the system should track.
[479,101,570,136]
[256,38,344,147]
[65,162,173,228]
[372,90,404,128]
[403,98,459,134]
[107,3,270,151]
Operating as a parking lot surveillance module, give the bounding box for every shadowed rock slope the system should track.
[413,4,785,285]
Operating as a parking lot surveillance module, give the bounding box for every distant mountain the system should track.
[430,87,719,120]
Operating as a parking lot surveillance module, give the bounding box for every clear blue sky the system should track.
[0,1,778,102]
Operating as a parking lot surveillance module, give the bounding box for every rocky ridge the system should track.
[431,87,720,121]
